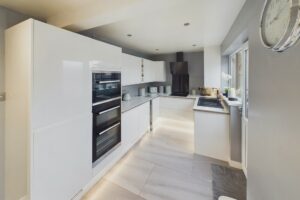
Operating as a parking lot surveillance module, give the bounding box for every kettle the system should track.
[122,93,131,101]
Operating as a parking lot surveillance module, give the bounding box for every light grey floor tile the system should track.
[105,154,155,195]
[140,166,213,200]
[81,179,145,200]
[82,122,231,200]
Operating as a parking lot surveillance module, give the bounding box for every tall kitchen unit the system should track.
[5,19,121,200]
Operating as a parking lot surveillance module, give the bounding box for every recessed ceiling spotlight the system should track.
[184,22,190,26]
[127,34,132,37]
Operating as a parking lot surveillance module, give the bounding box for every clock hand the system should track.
[270,4,289,25]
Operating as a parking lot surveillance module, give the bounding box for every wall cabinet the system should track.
[121,55,166,86]
[5,19,122,200]
[143,59,156,83]
[154,61,166,82]
[122,102,150,151]
[121,54,142,86]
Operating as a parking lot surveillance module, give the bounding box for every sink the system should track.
[197,97,223,109]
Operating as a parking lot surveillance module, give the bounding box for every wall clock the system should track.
[260,0,300,52]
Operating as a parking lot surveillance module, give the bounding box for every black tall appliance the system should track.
[170,52,189,96]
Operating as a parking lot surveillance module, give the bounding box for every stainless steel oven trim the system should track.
[98,80,120,84]
[98,122,120,136]
[92,96,121,106]
[98,106,121,115]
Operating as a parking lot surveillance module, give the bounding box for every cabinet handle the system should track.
[98,106,120,115]
[93,97,121,106]
[98,123,120,136]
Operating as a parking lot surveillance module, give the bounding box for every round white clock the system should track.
[260,0,300,52]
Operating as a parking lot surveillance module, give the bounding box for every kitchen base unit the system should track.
[122,102,150,153]
[194,106,230,162]
[4,19,122,200]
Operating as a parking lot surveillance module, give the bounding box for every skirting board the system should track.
[19,196,27,200]
[73,130,150,200]
[228,159,242,169]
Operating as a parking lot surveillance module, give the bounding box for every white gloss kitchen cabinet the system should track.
[121,102,150,152]
[121,55,166,86]
[143,59,156,83]
[5,19,122,200]
[143,59,166,83]
[121,53,142,86]
[154,61,166,82]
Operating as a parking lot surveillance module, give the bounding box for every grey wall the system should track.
[0,7,30,200]
[222,0,300,199]
[151,52,204,94]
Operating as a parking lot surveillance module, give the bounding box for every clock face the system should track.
[261,0,292,47]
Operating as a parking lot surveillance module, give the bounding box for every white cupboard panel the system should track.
[143,59,155,83]
[33,21,92,129]
[159,97,194,122]
[32,115,92,200]
[121,107,138,150]
[138,102,150,137]
[121,102,150,151]
[152,98,160,127]
[155,61,166,82]
[194,111,229,161]
[121,54,142,86]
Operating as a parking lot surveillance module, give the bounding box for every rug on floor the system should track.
[211,164,246,200]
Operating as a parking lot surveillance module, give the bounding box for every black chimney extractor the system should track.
[170,52,189,96]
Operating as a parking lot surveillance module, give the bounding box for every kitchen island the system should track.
[193,97,230,161]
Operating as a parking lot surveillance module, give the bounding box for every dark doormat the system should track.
[211,164,246,200]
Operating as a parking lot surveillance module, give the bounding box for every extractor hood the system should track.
[170,52,188,75]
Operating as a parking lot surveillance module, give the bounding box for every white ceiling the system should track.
[0,0,245,54]
[81,0,246,54]
[0,0,96,19]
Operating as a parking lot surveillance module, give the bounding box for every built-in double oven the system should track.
[92,71,121,164]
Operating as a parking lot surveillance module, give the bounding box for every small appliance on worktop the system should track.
[92,71,122,165]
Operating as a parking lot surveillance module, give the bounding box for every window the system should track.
[229,42,249,118]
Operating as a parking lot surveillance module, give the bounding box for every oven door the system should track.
[92,72,121,104]
[93,99,121,134]
[93,122,121,162]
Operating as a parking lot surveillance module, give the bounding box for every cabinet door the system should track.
[121,108,138,150]
[122,54,142,86]
[155,61,166,82]
[143,59,155,83]
[138,102,150,136]
[32,21,92,200]
[32,115,92,200]
[152,98,160,127]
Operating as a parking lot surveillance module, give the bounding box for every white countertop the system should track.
[122,96,157,113]
[222,95,243,107]
[193,97,230,114]
[121,94,198,113]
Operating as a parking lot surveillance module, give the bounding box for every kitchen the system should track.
[1,1,300,200]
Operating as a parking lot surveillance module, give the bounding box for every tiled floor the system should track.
[82,119,228,200]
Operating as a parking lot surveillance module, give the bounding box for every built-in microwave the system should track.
[92,71,121,164]
[92,72,121,104]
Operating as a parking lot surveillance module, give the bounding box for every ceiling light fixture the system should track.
[155,49,159,51]
[127,34,132,37]
[184,22,190,26]
[192,44,197,47]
